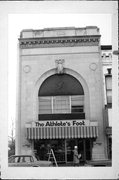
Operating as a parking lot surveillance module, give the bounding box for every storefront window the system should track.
[34,139,93,165]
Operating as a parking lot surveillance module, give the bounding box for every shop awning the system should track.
[26,125,98,139]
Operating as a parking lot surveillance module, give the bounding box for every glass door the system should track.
[66,139,91,165]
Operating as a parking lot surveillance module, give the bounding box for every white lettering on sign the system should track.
[32,120,89,127]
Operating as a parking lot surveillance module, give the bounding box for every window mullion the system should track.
[69,96,71,113]
[52,96,54,114]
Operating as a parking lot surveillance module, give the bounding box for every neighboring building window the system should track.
[106,77,112,104]
[105,68,112,108]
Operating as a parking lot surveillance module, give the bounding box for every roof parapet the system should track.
[20,26,100,39]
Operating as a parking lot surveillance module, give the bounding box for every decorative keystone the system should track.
[55,59,65,74]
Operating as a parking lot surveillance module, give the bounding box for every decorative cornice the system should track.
[19,36,100,49]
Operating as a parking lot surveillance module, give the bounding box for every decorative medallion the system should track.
[23,65,31,73]
[89,63,97,71]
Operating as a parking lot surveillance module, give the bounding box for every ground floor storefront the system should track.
[25,120,99,166]
[33,138,94,166]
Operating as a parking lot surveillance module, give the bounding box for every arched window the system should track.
[38,74,85,120]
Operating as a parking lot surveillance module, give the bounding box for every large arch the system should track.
[38,73,84,96]
[33,68,90,120]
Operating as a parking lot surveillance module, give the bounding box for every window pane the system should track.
[39,96,52,114]
[71,106,84,113]
[24,156,31,162]
[53,96,70,113]
[71,95,84,106]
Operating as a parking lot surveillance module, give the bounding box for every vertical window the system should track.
[71,95,84,113]
[38,96,52,114]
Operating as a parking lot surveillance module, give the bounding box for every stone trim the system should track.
[19,36,100,49]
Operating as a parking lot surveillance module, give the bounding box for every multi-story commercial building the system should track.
[16,26,112,166]
[101,45,112,160]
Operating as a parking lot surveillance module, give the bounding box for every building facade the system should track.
[16,27,109,165]
[101,45,112,160]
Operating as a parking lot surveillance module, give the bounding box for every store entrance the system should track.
[34,138,93,166]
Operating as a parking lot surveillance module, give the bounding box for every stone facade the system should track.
[17,26,107,161]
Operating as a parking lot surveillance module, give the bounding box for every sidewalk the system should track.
[86,159,112,166]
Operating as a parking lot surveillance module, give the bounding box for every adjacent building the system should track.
[101,45,112,160]
[16,26,112,165]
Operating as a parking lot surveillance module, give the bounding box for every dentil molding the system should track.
[19,36,100,49]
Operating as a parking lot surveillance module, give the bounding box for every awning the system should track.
[26,126,98,139]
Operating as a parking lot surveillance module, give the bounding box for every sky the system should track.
[8,13,112,136]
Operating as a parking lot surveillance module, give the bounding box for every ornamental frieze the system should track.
[19,36,100,49]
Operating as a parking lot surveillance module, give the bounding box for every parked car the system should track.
[8,155,53,167]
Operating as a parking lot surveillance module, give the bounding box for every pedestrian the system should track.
[73,146,81,166]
